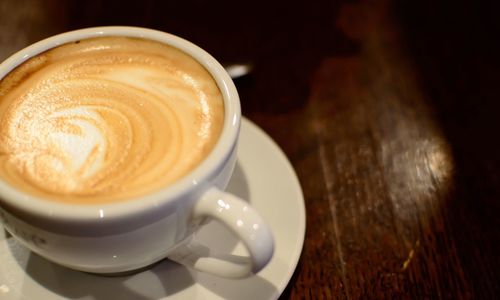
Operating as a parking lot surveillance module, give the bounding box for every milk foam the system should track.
[0,37,224,203]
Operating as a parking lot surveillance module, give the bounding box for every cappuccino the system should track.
[0,37,224,203]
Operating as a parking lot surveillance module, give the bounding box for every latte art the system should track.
[0,37,224,203]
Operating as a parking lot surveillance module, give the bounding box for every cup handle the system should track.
[167,187,274,278]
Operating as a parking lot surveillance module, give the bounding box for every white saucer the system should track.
[0,117,305,300]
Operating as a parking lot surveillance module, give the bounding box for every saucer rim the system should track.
[241,117,306,296]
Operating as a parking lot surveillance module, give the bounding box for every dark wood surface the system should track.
[1,0,499,298]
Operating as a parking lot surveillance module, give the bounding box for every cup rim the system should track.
[0,26,241,222]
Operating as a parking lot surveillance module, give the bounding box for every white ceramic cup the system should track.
[0,26,274,278]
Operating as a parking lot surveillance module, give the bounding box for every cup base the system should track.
[83,259,167,277]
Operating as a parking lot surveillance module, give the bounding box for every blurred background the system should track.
[0,0,354,115]
[1,0,499,298]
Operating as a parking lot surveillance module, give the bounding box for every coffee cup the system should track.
[0,26,274,278]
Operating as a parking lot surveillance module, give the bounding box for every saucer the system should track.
[0,117,306,300]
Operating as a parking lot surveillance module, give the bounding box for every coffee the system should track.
[0,37,224,204]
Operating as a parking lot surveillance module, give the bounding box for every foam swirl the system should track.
[0,37,224,203]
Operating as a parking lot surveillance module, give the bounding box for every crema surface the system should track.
[0,37,224,203]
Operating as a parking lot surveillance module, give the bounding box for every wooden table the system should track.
[1,0,498,298]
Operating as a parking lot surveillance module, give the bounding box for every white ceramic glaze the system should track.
[0,117,306,300]
[0,27,274,278]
